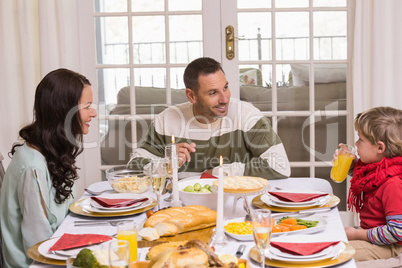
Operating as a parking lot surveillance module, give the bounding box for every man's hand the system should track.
[176,142,196,166]
[345,226,369,241]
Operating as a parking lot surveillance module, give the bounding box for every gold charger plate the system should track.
[69,197,157,217]
[252,194,340,212]
[27,238,164,266]
[27,239,66,266]
[249,242,355,268]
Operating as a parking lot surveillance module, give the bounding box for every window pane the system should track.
[278,64,309,111]
[98,68,130,112]
[168,0,201,11]
[313,0,346,7]
[131,0,164,11]
[238,12,271,61]
[278,116,310,162]
[134,68,166,88]
[314,11,347,60]
[276,12,309,60]
[95,0,127,12]
[132,16,165,64]
[239,64,272,112]
[170,67,185,89]
[95,17,128,64]
[315,116,346,161]
[169,15,203,64]
[275,0,308,8]
[237,0,270,9]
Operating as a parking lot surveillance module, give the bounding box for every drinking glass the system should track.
[330,144,356,183]
[109,240,130,268]
[117,221,138,263]
[252,209,272,268]
[164,145,179,202]
[150,158,168,210]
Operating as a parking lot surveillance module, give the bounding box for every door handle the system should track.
[225,25,235,60]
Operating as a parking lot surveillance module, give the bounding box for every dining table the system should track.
[29,177,356,268]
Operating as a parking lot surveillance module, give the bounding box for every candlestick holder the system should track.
[209,228,227,251]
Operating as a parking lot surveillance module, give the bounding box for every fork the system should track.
[84,188,110,196]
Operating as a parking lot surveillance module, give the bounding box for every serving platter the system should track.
[69,197,156,217]
[224,215,327,241]
[252,194,340,213]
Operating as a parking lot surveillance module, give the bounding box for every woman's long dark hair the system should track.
[11,68,91,204]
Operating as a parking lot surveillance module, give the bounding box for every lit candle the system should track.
[171,136,180,206]
[216,156,224,240]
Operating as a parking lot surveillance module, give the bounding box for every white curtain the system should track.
[353,0,402,115]
[0,0,91,195]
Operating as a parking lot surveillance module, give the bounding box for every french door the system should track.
[88,0,352,210]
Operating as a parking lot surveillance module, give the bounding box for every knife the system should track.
[272,206,331,219]
[236,244,246,258]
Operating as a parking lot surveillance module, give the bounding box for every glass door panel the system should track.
[238,12,272,61]
[275,12,309,60]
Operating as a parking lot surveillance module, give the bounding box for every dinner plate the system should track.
[224,215,327,241]
[262,194,331,208]
[269,244,333,259]
[37,236,115,261]
[249,242,355,268]
[80,194,152,214]
[89,195,148,211]
[69,196,156,218]
[265,190,329,206]
[252,194,340,213]
[265,235,346,264]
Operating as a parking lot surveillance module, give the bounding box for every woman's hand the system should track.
[176,142,196,166]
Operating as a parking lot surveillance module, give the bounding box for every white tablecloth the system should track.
[30,177,356,268]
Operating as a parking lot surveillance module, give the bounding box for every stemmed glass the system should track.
[164,145,179,203]
[252,209,272,268]
[150,158,168,210]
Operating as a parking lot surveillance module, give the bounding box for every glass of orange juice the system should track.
[330,144,356,183]
[117,221,138,263]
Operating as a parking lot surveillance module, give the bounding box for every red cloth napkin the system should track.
[91,197,148,208]
[270,241,340,256]
[268,191,328,203]
[49,233,112,251]
[200,172,218,179]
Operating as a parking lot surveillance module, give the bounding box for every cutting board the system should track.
[156,226,214,244]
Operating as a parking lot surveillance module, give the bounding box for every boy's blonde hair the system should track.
[354,106,402,158]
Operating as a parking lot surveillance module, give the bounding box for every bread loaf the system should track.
[144,205,217,236]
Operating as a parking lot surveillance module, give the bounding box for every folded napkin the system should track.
[268,191,328,203]
[49,233,112,251]
[270,241,340,256]
[200,172,218,179]
[91,197,148,208]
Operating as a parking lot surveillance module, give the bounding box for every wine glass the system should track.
[150,158,168,210]
[164,145,179,202]
[252,209,272,268]
[109,240,130,268]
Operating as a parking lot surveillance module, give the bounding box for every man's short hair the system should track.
[354,106,402,158]
[183,57,224,91]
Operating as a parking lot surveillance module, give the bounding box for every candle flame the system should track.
[172,135,175,144]
[219,155,223,166]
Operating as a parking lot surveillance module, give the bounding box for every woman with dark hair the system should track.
[0,68,97,267]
